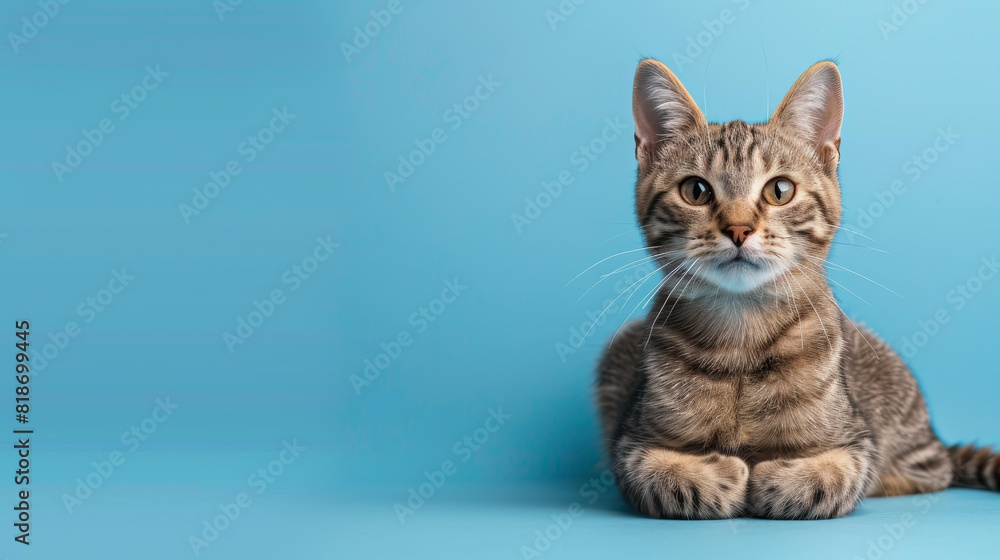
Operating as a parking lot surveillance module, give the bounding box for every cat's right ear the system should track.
[632,58,706,170]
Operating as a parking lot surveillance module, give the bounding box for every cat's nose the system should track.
[725,225,755,247]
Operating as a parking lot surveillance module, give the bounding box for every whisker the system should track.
[609,261,680,345]
[633,273,671,315]
[800,260,875,308]
[662,263,703,328]
[600,254,662,279]
[600,220,660,227]
[616,261,673,315]
[826,276,875,308]
[575,250,678,305]
[703,45,716,120]
[778,271,804,350]
[792,261,879,360]
[758,35,770,117]
[832,225,878,244]
[787,265,832,351]
[581,260,672,340]
[596,223,660,246]
[829,241,890,254]
[802,254,903,299]
[564,246,663,287]
[635,259,688,311]
[645,258,699,348]
[597,229,642,246]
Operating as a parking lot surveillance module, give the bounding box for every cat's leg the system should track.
[613,436,749,519]
[596,319,645,443]
[842,326,953,497]
[748,441,876,519]
[870,437,952,496]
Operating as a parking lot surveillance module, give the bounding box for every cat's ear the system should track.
[632,58,706,170]
[770,61,844,169]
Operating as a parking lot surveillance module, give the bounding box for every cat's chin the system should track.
[698,258,781,294]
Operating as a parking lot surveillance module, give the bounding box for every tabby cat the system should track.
[596,58,999,519]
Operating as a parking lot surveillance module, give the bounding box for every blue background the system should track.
[2,0,999,558]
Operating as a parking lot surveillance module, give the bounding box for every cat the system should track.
[595,58,999,520]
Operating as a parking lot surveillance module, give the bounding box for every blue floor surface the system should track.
[21,481,1000,559]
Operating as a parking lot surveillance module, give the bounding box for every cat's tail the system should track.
[948,443,1000,491]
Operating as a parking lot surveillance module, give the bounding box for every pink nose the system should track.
[726,225,755,247]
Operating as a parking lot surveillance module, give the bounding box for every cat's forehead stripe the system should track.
[703,122,767,199]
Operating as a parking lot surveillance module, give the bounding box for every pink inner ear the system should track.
[632,62,705,165]
[632,107,653,159]
[771,63,843,161]
[817,120,842,164]
[814,97,843,151]
[633,85,667,162]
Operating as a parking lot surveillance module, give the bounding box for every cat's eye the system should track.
[679,177,713,206]
[762,178,795,206]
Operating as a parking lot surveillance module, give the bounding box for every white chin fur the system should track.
[697,260,779,294]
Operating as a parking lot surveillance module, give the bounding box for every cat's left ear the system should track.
[770,61,844,170]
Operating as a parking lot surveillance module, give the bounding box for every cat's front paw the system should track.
[620,448,749,519]
[748,449,867,520]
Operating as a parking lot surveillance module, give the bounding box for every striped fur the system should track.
[949,444,1000,491]
[597,59,999,520]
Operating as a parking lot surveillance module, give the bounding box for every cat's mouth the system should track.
[719,252,763,269]
[696,251,779,293]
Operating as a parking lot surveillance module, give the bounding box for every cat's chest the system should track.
[644,366,840,455]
